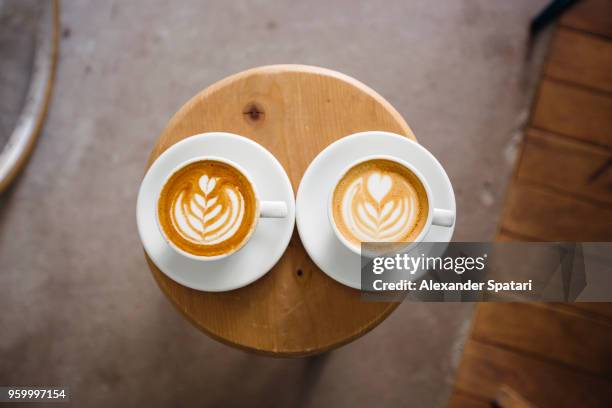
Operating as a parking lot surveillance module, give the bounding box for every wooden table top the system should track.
[144,65,415,356]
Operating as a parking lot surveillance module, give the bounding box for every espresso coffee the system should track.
[331,159,429,246]
[157,160,257,257]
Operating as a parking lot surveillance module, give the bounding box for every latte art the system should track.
[158,160,257,257]
[332,159,429,245]
[172,174,245,245]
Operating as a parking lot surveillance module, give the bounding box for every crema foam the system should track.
[331,159,429,246]
[157,160,257,257]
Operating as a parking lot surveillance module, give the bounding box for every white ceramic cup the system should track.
[156,156,288,261]
[328,154,455,256]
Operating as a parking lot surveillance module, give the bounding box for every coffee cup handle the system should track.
[432,208,455,227]
[260,201,288,218]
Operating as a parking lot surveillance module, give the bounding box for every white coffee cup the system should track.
[156,156,288,261]
[328,155,455,256]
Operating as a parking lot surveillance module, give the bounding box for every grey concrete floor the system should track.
[0,1,550,406]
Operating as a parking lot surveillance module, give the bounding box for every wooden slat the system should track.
[500,182,612,241]
[570,303,612,320]
[496,229,544,242]
[472,303,612,377]
[496,231,612,321]
[448,391,490,408]
[561,0,612,39]
[532,79,612,148]
[546,28,612,93]
[496,231,519,242]
[495,386,539,408]
[517,128,612,205]
[454,340,612,407]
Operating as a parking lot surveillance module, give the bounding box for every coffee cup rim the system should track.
[327,154,435,256]
[155,155,261,262]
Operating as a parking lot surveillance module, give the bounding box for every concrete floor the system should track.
[0,1,550,406]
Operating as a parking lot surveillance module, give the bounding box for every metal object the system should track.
[0,0,59,193]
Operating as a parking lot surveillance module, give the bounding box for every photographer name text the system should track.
[372,279,533,292]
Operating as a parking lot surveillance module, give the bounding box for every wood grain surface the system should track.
[471,303,612,377]
[450,2,612,404]
[546,28,612,93]
[448,391,490,408]
[500,182,612,240]
[570,303,612,320]
[144,65,415,356]
[532,79,612,148]
[517,129,612,205]
[560,0,612,38]
[454,341,612,407]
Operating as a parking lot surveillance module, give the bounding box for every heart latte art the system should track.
[332,159,429,245]
[157,160,257,257]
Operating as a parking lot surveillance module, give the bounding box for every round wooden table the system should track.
[145,65,415,357]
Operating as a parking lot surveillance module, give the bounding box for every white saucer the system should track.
[136,132,295,292]
[296,131,456,290]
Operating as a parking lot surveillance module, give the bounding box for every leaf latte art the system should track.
[332,159,429,245]
[158,160,257,257]
[173,175,244,244]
